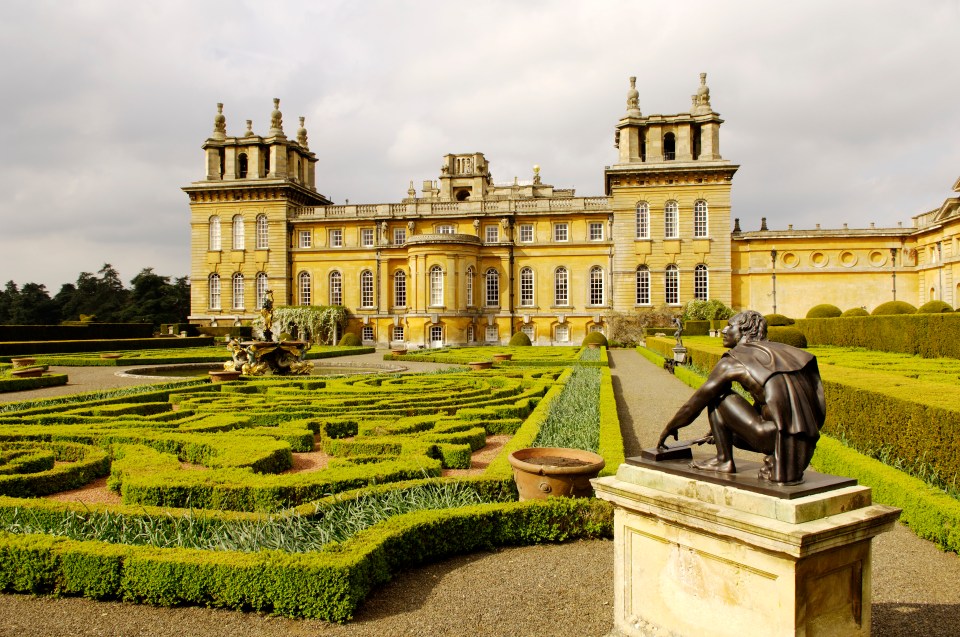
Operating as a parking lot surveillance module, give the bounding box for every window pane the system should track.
[694,264,708,300]
[485,269,499,305]
[361,271,374,307]
[329,272,342,305]
[485,226,498,243]
[519,224,533,242]
[362,326,374,341]
[393,228,406,244]
[361,228,374,246]
[665,265,679,305]
[694,200,708,238]
[256,215,269,249]
[554,223,568,241]
[665,202,678,239]
[554,267,568,305]
[589,267,604,305]
[298,272,311,305]
[209,274,221,309]
[330,229,343,247]
[430,266,444,306]
[589,222,603,241]
[485,325,498,342]
[393,325,404,341]
[636,203,649,239]
[232,273,244,309]
[299,230,311,248]
[520,267,534,306]
[394,271,406,307]
[465,267,474,306]
[232,216,244,250]
[209,217,221,251]
[556,325,569,342]
[636,267,650,305]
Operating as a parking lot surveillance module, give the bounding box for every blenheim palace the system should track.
[185,75,959,347]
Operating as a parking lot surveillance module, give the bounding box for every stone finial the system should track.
[269,98,284,135]
[733,218,741,233]
[626,76,641,117]
[533,164,541,185]
[693,72,712,115]
[296,116,308,148]
[408,181,416,197]
[760,217,768,231]
[213,103,226,139]
[244,119,254,137]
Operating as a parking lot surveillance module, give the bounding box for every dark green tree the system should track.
[9,282,56,324]
[122,268,190,326]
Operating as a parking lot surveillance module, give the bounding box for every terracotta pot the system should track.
[492,353,513,362]
[468,361,493,370]
[209,370,242,383]
[100,353,123,360]
[508,447,606,501]
[391,349,407,356]
[11,367,44,378]
[10,357,35,368]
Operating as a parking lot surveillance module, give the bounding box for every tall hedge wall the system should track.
[0,337,214,358]
[796,313,960,358]
[0,324,154,342]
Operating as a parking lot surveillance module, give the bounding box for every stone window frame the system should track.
[694,200,709,238]
[519,267,535,307]
[519,224,534,243]
[635,202,650,240]
[694,264,709,300]
[664,201,679,239]
[232,215,245,251]
[429,265,444,307]
[360,270,375,308]
[232,272,245,310]
[298,230,312,249]
[636,265,650,305]
[485,268,500,306]
[298,271,312,305]
[393,270,407,308]
[553,222,569,242]
[588,266,604,306]
[255,215,269,249]
[328,271,342,305]
[208,273,221,310]
[665,264,680,305]
[589,221,604,241]
[554,266,569,306]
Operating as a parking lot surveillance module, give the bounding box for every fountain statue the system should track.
[222,289,312,376]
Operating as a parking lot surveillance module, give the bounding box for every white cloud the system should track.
[1,0,958,288]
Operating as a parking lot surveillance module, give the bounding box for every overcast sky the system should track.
[2,0,958,291]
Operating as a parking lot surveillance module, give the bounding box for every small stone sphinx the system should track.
[656,310,826,484]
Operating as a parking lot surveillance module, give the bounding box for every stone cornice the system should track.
[182,180,331,206]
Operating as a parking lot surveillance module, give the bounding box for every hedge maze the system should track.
[0,354,618,620]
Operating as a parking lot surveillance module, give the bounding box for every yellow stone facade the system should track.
[184,78,960,346]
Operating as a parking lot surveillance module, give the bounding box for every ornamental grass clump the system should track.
[0,481,492,554]
[532,366,601,452]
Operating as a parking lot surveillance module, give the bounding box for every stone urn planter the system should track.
[100,353,123,360]
[508,447,606,501]
[11,367,44,378]
[10,357,36,368]
[492,353,513,362]
[587,343,600,349]
[468,361,493,371]
[390,348,407,356]
[209,370,242,383]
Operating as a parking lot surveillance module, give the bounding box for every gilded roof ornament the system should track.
[626,76,641,117]
[269,98,284,136]
[693,72,712,115]
[297,116,308,148]
[213,103,226,139]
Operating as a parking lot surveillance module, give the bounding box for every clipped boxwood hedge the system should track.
[0,337,214,358]
[872,300,917,315]
[766,326,807,348]
[796,313,960,358]
[917,300,953,314]
[806,304,842,319]
[841,307,869,317]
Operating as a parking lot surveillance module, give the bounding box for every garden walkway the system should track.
[0,349,958,636]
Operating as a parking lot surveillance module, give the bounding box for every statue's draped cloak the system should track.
[723,341,826,439]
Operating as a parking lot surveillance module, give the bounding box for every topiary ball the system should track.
[508,331,532,346]
[581,331,609,347]
[805,304,842,319]
[337,332,363,346]
[763,313,795,326]
[871,301,917,315]
[841,307,869,317]
[917,300,953,314]
[767,326,807,348]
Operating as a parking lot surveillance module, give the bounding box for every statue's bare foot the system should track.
[691,456,736,473]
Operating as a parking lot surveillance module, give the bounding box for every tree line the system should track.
[0,264,190,327]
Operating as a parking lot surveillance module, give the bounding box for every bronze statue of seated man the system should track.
[656,310,826,485]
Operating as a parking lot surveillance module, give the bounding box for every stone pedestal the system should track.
[592,461,900,637]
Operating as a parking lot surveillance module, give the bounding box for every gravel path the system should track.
[0,349,958,636]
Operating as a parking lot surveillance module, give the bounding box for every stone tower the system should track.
[606,74,738,311]
[183,99,331,324]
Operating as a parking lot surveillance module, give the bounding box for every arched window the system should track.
[429,265,444,306]
[208,273,221,309]
[519,267,534,307]
[255,215,269,249]
[694,200,708,238]
[238,153,248,178]
[360,270,374,308]
[554,267,569,306]
[298,271,311,305]
[665,265,679,305]
[636,266,650,305]
[394,270,407,307]
[694,264,709,300]
[663,132,676,160]
[209,216,221,251]
[255,272,268,309]
[232,273,244,309]
[329,271,342,305]
[664,201,679,239]
[635,202,650,239]
[232,215,244,250]
[465,266,475,306]
[589,266,604,305]
[485,268,499,306]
